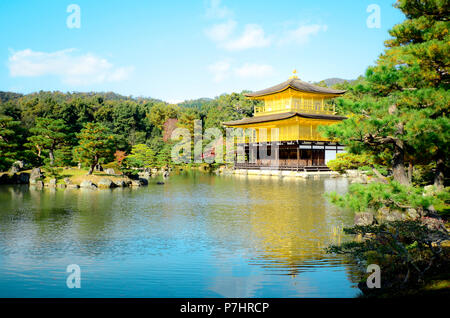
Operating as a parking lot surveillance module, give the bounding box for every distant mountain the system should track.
[0,90,164,104]
[0,91,23,103]
[319,78,356,87]
[179,97,214,109]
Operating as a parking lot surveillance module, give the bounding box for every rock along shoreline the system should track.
[0,167,166,190]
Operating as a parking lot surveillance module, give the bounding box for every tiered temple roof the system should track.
[223,112,346,126]
[244,77,346,99]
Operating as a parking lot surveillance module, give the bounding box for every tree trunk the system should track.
[434,153,445,190]
[389,105,410,185]
[49,149,55,166]
[408,162,413,183]
[392,140,410,185]
[35,145,41,158]
[372,167,388,184]
[88,155,98,175]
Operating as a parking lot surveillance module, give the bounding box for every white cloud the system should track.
[205,20,237,42]
[204,0,327,52]
[208,60,274,82]
[205,0,232,19]
[234,63,274,78]
[205,21,325,51]
[8,48,133,85]
[222,24,271,51]
[278,24,328,45]
[206,22,272,51]
[208,59,232,82]
[205,1,271,51]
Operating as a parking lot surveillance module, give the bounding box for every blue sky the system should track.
[0,0,404,102]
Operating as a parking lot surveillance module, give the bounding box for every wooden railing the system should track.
[234,161,330,171]
[254,102,335,116]
[235,158,326,169]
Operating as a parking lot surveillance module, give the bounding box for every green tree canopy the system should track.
[0,115,21,171]
[74,122,116,175]
[322,0,449,188]
[147,103,179,130]
[125,143,156,168]
[27,117,70,166]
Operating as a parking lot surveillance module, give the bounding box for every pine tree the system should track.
[27,117,70,166]
[74,123,116,175]
[0,115,21,171]
[126,144,156,168]
[323,0,449,188]
[323,0,450,294]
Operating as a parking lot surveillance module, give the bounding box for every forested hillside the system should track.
[0,90,261,171]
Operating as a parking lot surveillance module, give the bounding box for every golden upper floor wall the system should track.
[253,89,337,116]
[223,73,347,142]
[244,74,346,117]
[225,116,345,143]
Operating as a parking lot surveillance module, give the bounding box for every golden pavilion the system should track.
[223,71,346,171]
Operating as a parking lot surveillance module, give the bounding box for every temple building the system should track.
[223,71,347,171]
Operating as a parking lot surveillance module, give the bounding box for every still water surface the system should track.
[0,172,359,297]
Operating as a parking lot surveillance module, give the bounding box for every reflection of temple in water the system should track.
[206,176,360,282]
[246,178,349,276]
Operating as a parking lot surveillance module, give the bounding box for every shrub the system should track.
[327,153,374,173]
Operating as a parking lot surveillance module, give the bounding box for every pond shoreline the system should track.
[217,167,369,182]
[0,167,166,190]
[0,166,369,191]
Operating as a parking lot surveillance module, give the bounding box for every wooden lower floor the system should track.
[233,141,344,171]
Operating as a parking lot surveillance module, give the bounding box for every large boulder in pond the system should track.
[385,210,406,221]
[30,167,42,178]
[48,178,57,188]
[354,212,374,226]
[98,178,115,189]
[378,207,406,222]
[139,172,151,179]
[406,208,420,220]
[115,180,128,187]
[80,180,97,189]
[35,180,44,189]
[105,168,116,175]
[12,160,24,169]
[9,165,20,174]
[30,168,43,184]
[130,179,142,187]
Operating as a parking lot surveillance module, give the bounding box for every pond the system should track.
[0,172,360,297]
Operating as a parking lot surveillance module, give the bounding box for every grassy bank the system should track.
[43,167,131,185]
[1,167,131,185]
